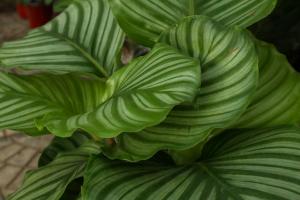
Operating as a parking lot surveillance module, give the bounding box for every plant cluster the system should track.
[0,0,300,199]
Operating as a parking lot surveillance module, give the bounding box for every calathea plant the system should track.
[0,0,300,199]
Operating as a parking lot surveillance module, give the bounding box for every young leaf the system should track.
[0,44,200,138]
[8,142,100,200]
[109,0,277,46]
[236,40,300,127]
[103,16,258,161]
[0,0,125,76]
[83,126,300,200]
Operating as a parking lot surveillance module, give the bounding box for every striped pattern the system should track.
[0,0,125,76]
[8,142,100,200]
[39,132,91,167]
[45,44,200,138]
[195,0,277,28]
[0,44,200,138]
[83,126,300,200]
[0,72,106,134]
[236,40,300,127]
[53,0,77,12]
[104,16,258,161]
[109,0,276,46]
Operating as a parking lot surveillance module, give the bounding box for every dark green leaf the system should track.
[236,40,300,127]
[109,0,277,46]
[83,126,300,200]
[8,142,100,200]
[39,132,91,167]
[0,0,125,76]
[104,16,258,161]
[0,44,200,138]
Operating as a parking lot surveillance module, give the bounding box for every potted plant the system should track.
[22,0,53,28]
[0,0,300,199]
[16,0,27,19]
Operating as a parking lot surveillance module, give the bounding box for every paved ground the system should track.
[0,131,52,199]
[0,10,53,199]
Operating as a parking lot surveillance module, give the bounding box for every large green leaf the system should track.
[236,40,300,127]
[8,142,100,200]
[0,0,125,76]
[109,0,277,46]
[83,126,300,200]
[0,44,200,137]
[39,132,91,167]
[0,72,105,134]
[103,16,258,161]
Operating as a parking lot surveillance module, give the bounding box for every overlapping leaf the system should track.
[83,126,300,200]
[0,0,125,76]
[103,16,258,161]
[39,132,91,166]
[0,44,200,138]
[109,0,277,46]
[8,142,100,200]
[236,40,300,127]
[0,72,106,134]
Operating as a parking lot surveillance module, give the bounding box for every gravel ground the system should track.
[0,10,53,199]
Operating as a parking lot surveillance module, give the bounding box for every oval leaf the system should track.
[104,16,258,161]
[0,0,125,76]
[43,43,200,137]
[236,40,300,127]
[0,73,106,134]
[0,44,200,138]
[83,126,300,200]
[109,0,277,46]
[8,142,100,200]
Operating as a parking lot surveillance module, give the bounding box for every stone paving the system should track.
[0,131,52,199]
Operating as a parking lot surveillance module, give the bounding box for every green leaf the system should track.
[39,132,91,167]
[0,44,200,138]
[83,126,300,200]
[103,16,258,161]
[236,40,300,127]
[42,44,200,137]
[0,72,106,135]
[54,0,78,12]
[109,0,277,46]
[8,142,100,200]
[0,0,125,76]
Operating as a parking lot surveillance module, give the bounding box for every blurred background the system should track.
[0,0,299,199]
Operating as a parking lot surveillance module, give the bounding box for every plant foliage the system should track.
[1,0,300,199]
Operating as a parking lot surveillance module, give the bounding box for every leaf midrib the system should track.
[39,29,109,78]
[197,163,243,200]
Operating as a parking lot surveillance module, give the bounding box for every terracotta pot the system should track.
[26,3,53,28]
[16,2,27,19]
